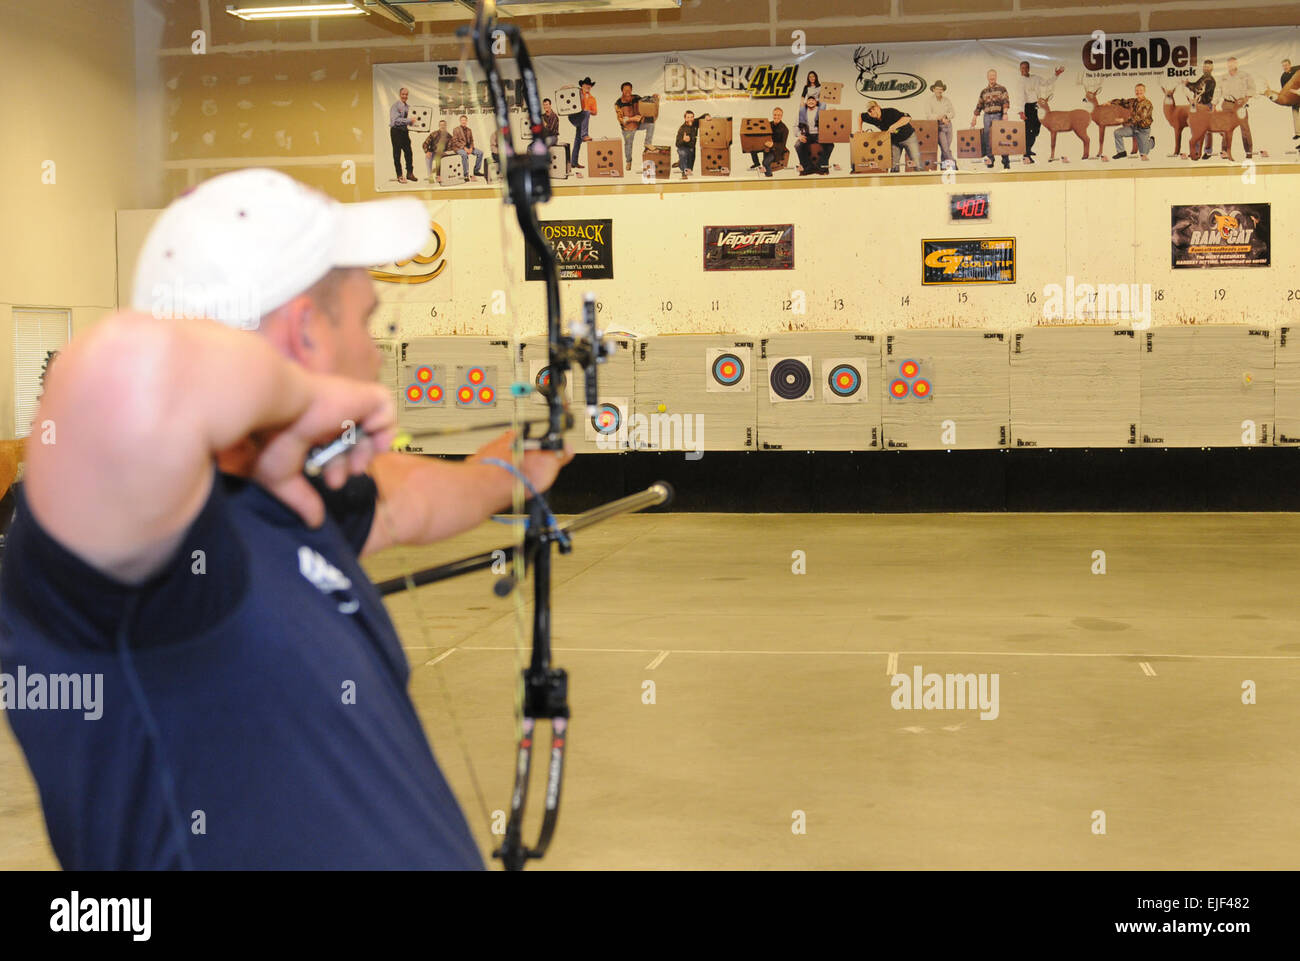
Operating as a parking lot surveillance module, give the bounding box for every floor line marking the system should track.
[886,652,899,675]
[425,649,456,667]
[431,646,1300,661]
[646,650,670,670]
[1140,661,1157,676]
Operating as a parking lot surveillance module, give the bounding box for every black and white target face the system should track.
[768,356,813,402]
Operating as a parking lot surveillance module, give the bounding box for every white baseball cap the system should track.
[132,168,429,329]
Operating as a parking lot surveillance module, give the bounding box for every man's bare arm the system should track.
[26,311,393,583]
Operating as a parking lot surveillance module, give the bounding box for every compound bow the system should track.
[323,0,671,872]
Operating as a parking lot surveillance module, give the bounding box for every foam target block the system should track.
[699,117,733,148]
[555,85,582,115]
[757,333,883,450]
[740,118,773,153]
[851,131,890,173]
[1009,327,1140,448]
[1139,326,1274,447]
[991,119,1025,156]
[820,109,851,143]
[881,330,1009,450]
[642,145,671,180]
[702,146,731,175]
[396,338,512,454]
[820,81,844,104]
[634,336,756,451]
[637,96,660,120]
[956,128,982,158]
[1275,327,1300,444]
[518,334,637,453]
[407,105,433,133]
[912,119,939,153]
[549,144,569,179]
[588,138,623,177]
[439,155,465,186]
[375,339,399,388]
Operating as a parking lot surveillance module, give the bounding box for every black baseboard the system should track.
[534,448,1300,513]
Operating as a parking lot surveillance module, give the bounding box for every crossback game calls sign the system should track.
[921,238,1016,285]
[526,219,614,281]
[703,225,795,271]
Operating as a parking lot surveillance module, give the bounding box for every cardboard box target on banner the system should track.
[555,85,582,115]
[702,146,731,175]
[851,131,891,173]
[820,81,844,104]
[699,117,733,148]
[991,119,1026,155]
[912,119,939,153]
[956,128,982,158]
[820,109,852,143]
[740,118,773,153]
[439,155,465,185]
[407,105,433,133]
[549,144,570,179]
[637,96,660,119]
[588,138,623,177]
[642,145,671,179]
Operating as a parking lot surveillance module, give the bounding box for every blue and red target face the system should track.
[591,403,622,434]
[406,366,444,404]
[711,353,745,386]
[827,363,861,398]
[889,359,931,399]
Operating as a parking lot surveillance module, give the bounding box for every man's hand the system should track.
[469,429,574,498]
[1055,66,1065,76]
[1019,111,1026,120]
[254,375,397,528]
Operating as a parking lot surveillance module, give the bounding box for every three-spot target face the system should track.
[403,365,443,405]
[827,363,861,398]
[591,403,622,434]
[890,379,910,398]
[426,384,443,403]
[457,385,475,405]
[911,379,931,398]
[712,352,745,387]
[889,358,933,401]
[467,367,485,385]
[899,359,920,379]
[769,357,813,401]
[406,384,424,403]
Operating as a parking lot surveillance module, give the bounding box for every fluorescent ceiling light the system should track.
[226,3,368,20]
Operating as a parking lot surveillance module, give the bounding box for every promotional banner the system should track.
[525,219,614,281]
[921,238,1017,285]
[1171,203,1271,268]
[374,25,1300,192]
[703,225,795,271]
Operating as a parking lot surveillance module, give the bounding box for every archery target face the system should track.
[556,86,582,114]
[528,358,573,406]
[408,105,433,133]
[584,397,629,446]
[767,356,814,403]
[887,357,934,401]
[455,364,497,406]
[823,357,869,404]
[402,364,445,407]
[706,347,752,392]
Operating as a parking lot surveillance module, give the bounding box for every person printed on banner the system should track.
[861,100,921,173]
[800,70,822,102]
[388,87,415,184]
[796,94,832,175]
[614,82,656,171]
[748,107,788,178]
[1277,59,1300,140]
[1110,83,1156,161]
[422,120,453,183]
[1217,58,1257,159]
[1015,60,1065,163]
[568,77,597,169]
[971,69,1012,170]
[451,115,484,180]
[675,109,711,179]
[1184,60,1217,161]
[541,98,561,147]
[926,80,957,170]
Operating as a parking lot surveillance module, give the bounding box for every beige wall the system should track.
[0,0,154,438]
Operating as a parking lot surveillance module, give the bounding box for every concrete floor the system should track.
[3,511,1299,869]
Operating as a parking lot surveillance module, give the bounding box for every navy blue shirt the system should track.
[0,470,484,870]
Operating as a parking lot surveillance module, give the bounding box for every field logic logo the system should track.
[852,47,925,102]
[662,57,798,100]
